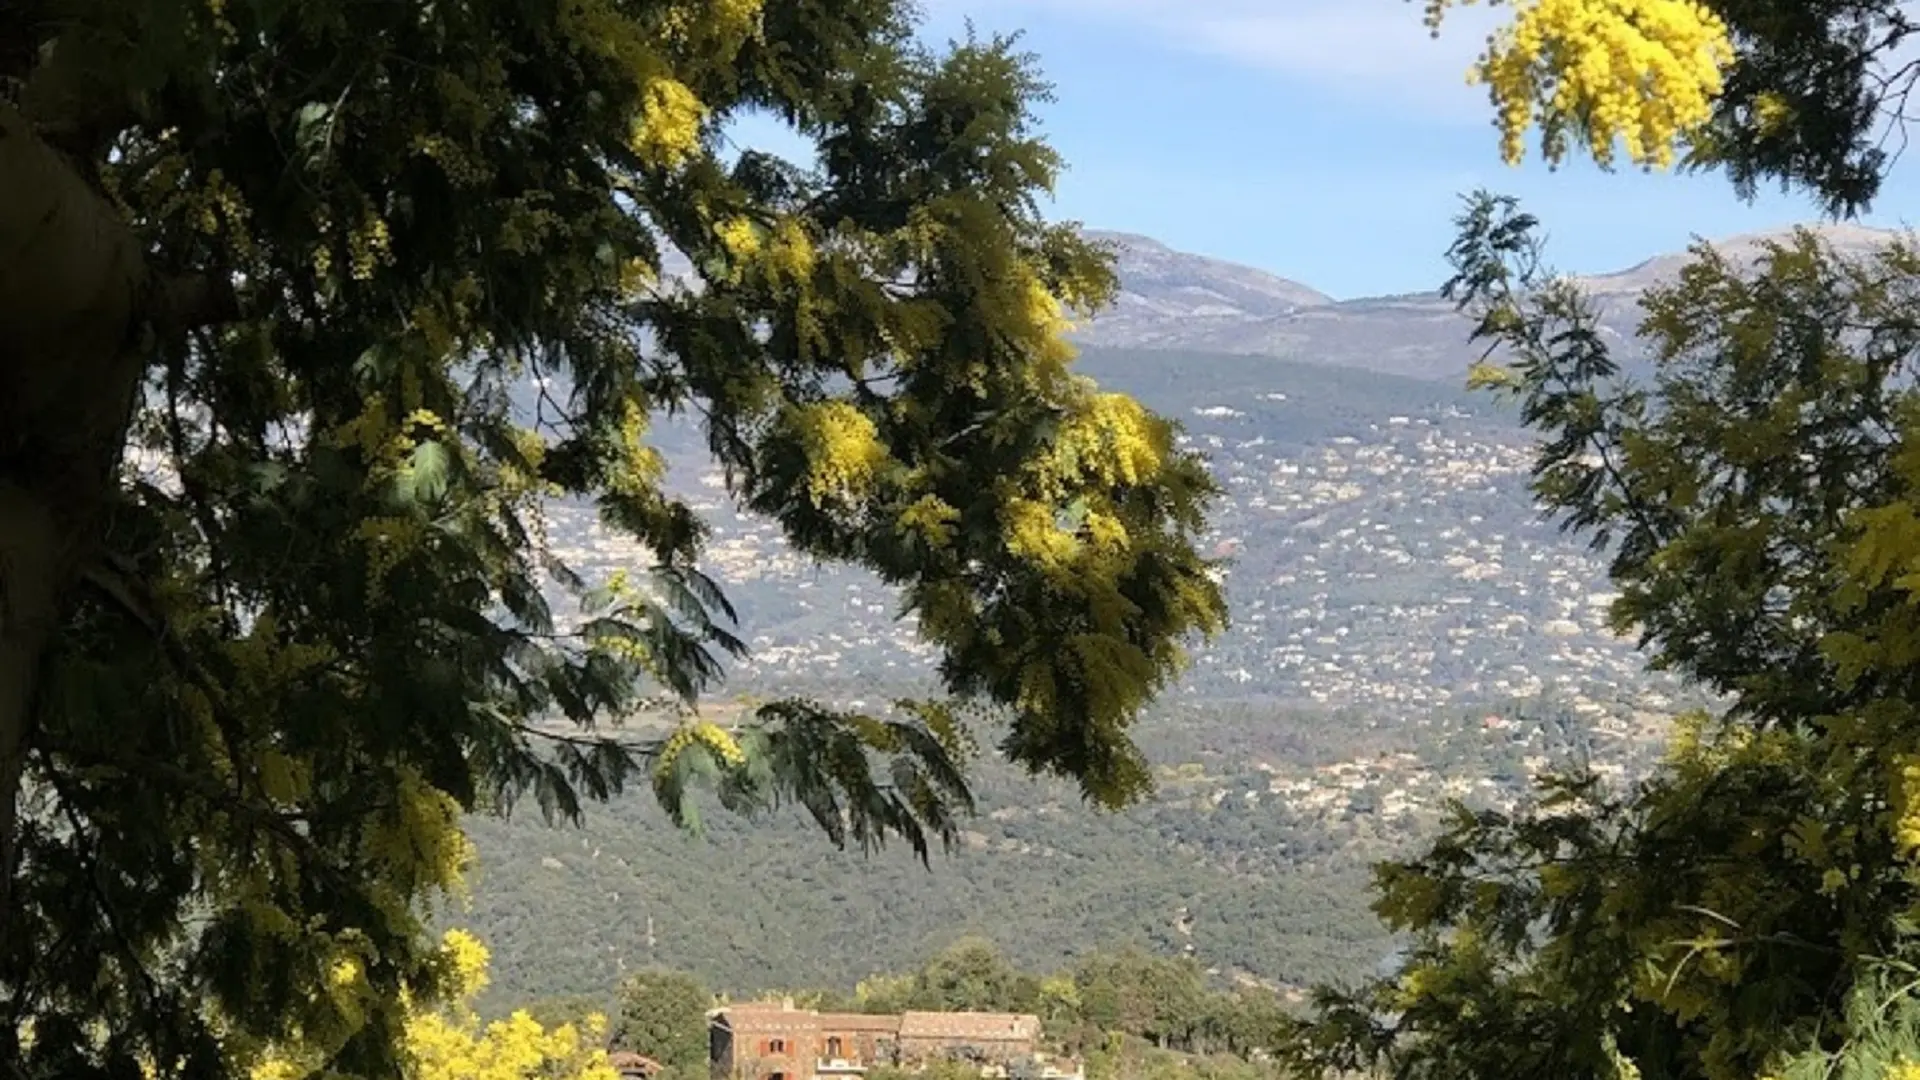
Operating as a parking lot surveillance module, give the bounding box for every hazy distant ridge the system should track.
[1070,221,1913,381]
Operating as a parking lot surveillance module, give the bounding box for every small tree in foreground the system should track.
[1287,194,1920,1080]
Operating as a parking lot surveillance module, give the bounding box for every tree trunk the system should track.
[0,98,147,964]
[0,486,59,916]
[0,100,145,441]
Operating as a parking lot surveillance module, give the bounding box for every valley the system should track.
[460,223,1865,1013]
[462,242,1751,1009]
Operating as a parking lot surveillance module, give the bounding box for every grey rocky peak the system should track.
[1067,220,1915,382]
[1571,220,1907,298]
[1070,229,1330,353]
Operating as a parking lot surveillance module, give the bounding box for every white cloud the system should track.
[932,0,1505,116]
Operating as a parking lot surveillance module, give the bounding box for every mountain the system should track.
[1069,231,1332,347]
[1572,220,1901,298]
[1068,221,1911,381]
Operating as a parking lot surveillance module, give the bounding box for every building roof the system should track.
[898,1012,1040,1041]
[714,1003,820,1032]
[607,1051,663,1074]
[712,1005,1040,1042]
[817,1013,905,1033]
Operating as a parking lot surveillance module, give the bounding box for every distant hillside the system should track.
[460,694,1647,1012]
[631,218,1912,381]
[1072,347,1482,435]
[549,346,1683,717]
[1067,221,1914,381]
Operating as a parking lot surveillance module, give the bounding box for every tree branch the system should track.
[77,554,258,803]
[148,271,240,340]
[0,0,53,87]
[19,19,147,162]
[0,100,146,480]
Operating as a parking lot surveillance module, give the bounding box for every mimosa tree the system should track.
[0,0,1226,1075]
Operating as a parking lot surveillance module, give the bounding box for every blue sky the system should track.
[732,0,1920,300]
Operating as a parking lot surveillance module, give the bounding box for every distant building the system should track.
[610,1051,665,1080]
[709,1001,1067,1080]
[896,1011,1041,1066]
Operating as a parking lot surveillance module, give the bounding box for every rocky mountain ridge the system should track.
[1072,220,1912,380]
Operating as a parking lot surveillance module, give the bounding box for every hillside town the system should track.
[543,397,1690,729]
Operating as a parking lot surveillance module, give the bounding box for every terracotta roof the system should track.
[608,1052,663,1074]
[716,1005,820,1031]
[817,1013,905,1032]
[714,1007,1038,1042]
[898,1012,1040,1040]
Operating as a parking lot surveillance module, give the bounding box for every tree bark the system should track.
[0,486,58,920]
[0,19,238,984]
[0,97,147,968]
[0,100,145,444]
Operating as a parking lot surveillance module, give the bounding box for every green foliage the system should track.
[906,939,1042,1014]
[1769,962,1920,1080]
[524,994,615,1034]
[1286,195,1920,1080]
[612,969,713,1076]
[0,1,1226,1077]
[1075,951,1206,1051]
[1683,0,1918,217]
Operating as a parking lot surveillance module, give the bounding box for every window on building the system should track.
[826,1038,844,1059]
[768,1040,786,1055]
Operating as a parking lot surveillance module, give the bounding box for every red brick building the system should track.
[711,1002,821,1080]
[709,1002,1044,1080]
